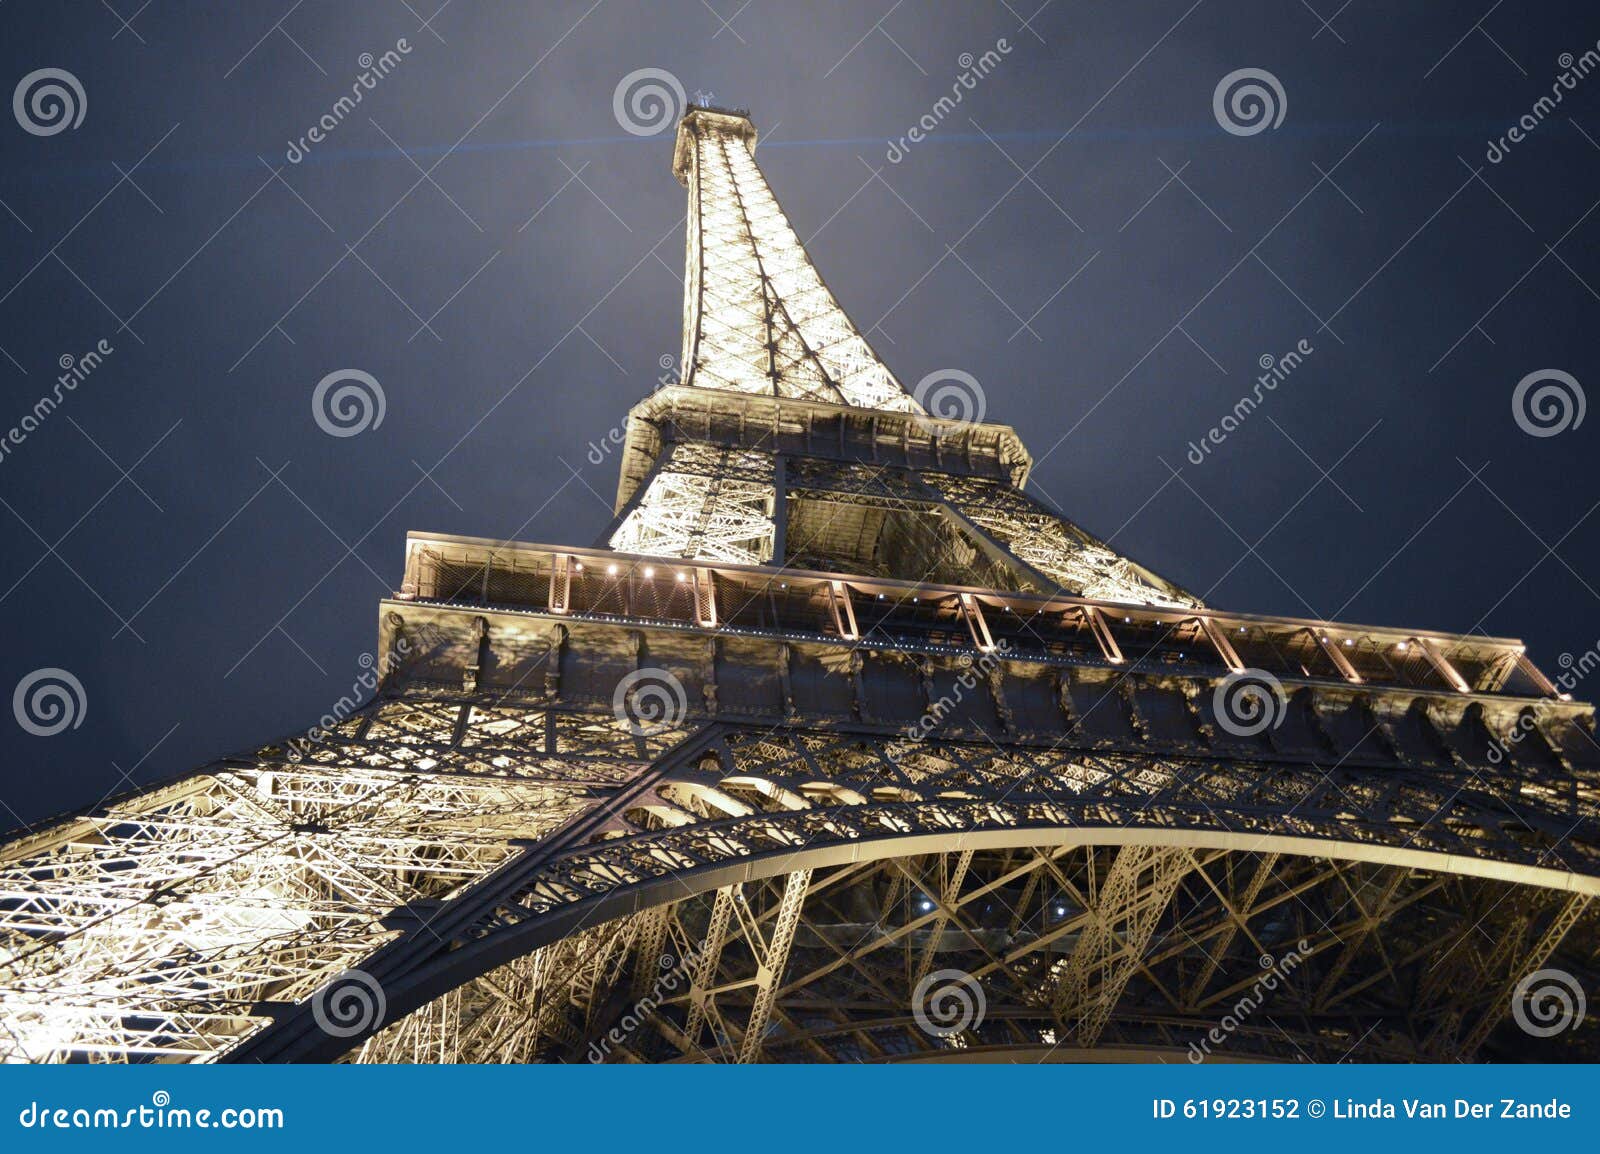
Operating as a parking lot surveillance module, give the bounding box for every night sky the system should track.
[1,1,1597,828]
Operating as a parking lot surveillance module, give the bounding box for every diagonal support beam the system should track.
[1052,846,1192,1047]
[736,868,813,1063]
[1455,893,1590,1059]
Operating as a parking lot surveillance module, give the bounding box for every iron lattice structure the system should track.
[3,108,1598,1065]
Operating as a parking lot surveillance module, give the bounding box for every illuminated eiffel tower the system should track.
[3,108,1597,1064]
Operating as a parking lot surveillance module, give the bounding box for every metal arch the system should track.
[345,842,1597,1064]
[236,798,1600,1060]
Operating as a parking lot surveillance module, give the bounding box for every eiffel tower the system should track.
[3,107,1597,1065]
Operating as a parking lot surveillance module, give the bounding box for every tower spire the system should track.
[671,107,920,412]
[608,109,1201,604]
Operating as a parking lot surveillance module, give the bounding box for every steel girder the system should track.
[4,691,1596,1064]
[205,695,1599,1064]
[348,839,1598,1064]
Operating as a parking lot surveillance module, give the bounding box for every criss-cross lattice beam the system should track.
[677,110,919,412]
[1051,846,1193,1046]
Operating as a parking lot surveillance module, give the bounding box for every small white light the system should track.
[606,564,618,575]
[573,562,583,572]
[1396,641,1408,651]
[675,572,687,582]
[1344,638,1353,647]
[643,567,655,578]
